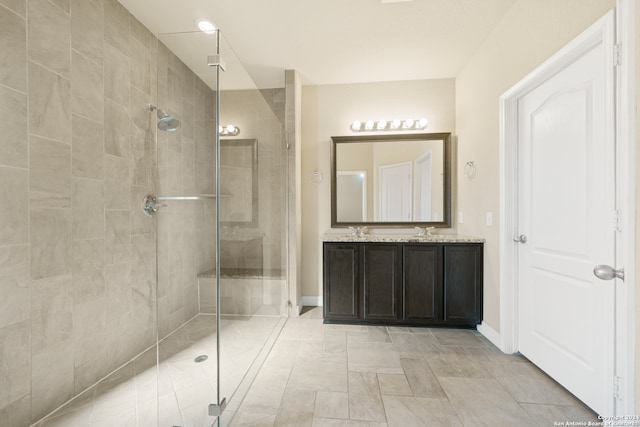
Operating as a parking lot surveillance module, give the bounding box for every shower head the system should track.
[147,104,181,132]
[157,110,181,132]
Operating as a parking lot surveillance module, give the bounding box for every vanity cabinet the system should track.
[323,241,483,327]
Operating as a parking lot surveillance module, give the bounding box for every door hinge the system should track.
[208,397,227,417]
[614,209,622,232]
[614,376,623,400]
[614,44,622,67]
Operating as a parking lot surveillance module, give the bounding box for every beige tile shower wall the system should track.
[0,0,159,425]
[220,89,286,273]
[155,40,216,339]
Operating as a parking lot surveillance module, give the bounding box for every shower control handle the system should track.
[141,195,167,216]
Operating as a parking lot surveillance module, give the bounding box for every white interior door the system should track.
[414,151,432,221]
[336,171,367,222]
[516,12,616,415]
[379,162,411,221]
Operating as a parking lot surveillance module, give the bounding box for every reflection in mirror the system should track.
[220,139,258,226]
[331,133,451,228]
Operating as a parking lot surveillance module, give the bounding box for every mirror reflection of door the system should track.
[379,161,412,221]
[336,171,367,222]
[414,151,432,221]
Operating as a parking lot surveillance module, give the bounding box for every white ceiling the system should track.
[118,0,516,89]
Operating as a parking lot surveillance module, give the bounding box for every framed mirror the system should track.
[331,132,451,228]
[220,138,259,226]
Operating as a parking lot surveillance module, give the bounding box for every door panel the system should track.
[517,12,615,415]
[379,162,412,221]
[403,244,441,321]
[444,245,482,324]
[363,244,400,321]
[323,244,359,320]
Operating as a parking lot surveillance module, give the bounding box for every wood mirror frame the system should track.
[330,132,451,228]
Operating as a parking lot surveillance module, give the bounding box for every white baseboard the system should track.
[301,296,323,307]
[477,322,502,349]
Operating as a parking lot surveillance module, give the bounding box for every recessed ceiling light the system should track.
[196,19,217,34]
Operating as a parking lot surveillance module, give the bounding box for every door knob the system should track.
[513,234,527,244]
[593,264,624,281]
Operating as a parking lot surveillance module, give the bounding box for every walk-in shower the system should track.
[148,104,181,132]
[25,17,290,427]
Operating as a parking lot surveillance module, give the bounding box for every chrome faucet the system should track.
[349,226,368,237]
[415,226,435,237]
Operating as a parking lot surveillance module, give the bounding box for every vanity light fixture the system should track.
[219,124,240,136]
[350,118,428,132]
[196,19,217,34]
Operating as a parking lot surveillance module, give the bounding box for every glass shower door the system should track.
[153,29,223,426]
[152,28,289,427]
[215,33,290,426]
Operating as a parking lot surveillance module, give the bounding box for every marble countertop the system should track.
[322,233,485,243]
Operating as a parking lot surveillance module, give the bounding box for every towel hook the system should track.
[464,161,476,180]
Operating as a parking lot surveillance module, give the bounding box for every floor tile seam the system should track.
[454,375,539,423]
[430,376,475,427]
[514,400,550,425]
[383,393,463,426]
[484,362,581,407]
[373,372,390,425]
[424,354,495,380]
[345,372,386,424]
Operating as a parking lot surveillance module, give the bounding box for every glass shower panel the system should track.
[155,29,221,426]
[214,33,290,426]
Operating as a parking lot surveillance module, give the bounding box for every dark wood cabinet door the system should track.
[402,244,442,321]
[443,244,483,325]
[323,244,359,320]
[362,244,401,321]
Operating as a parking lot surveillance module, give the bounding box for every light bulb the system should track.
[404,119,415,128]
[218,125,223,133]
[419,118,428,128]
[196,19,217,34]
[391,119,401,129]
[226,124,236,133]
[365,120,374,130]
[351,120,362,131]
[377,120,387,130]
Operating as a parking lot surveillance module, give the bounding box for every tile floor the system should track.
[33,307,599,427]
[35,314,284,427]
[230,307,599,427]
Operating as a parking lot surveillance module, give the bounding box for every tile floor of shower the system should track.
[34,313,285,427]
[33,269,288,427]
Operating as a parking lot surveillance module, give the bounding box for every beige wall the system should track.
[455,0,615,332]
[156,39,216,338]
[0,0,160,424]
[301,79,456,299]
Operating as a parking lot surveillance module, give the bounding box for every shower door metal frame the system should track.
[208,28,225,420]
